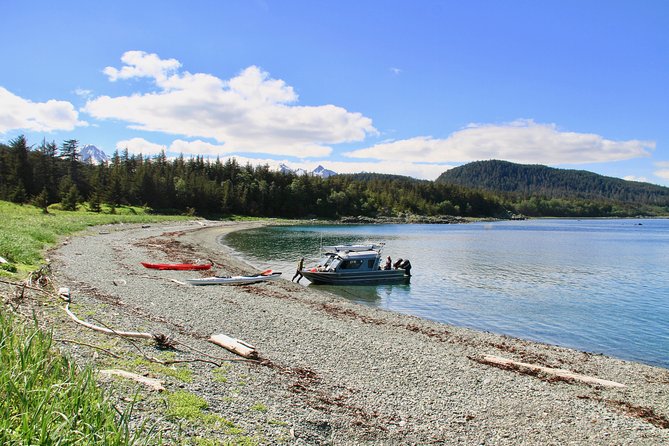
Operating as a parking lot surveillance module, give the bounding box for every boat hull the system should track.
[186,272,282,285]
[141,262,211,271]
[300,270,409,285]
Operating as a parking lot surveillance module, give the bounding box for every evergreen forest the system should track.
[437,160,669,217]
[1,136,668,219]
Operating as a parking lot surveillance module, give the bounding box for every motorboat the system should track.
[299,244,411,285]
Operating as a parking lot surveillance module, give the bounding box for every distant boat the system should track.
[300,244,411,285]
[186,270,282,285]
[141,262,212,271]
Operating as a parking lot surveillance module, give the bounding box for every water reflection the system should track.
[311,283,411,305]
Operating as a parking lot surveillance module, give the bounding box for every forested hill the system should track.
[436,160,669,206]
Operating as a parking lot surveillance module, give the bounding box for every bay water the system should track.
[223,219,669,368]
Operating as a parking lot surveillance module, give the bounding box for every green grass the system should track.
[105,355,194,384]
[0,201,192,275]
[0,199,195,444]
[0,309,154,445]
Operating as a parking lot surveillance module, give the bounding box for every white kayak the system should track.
[185,271,282,286]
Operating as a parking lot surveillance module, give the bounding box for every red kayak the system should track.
[141,262,212,271]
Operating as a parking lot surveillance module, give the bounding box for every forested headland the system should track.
[437,160,669,217]
[2,136,668,219]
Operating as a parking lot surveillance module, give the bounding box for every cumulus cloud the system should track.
[653,162,669,180]
[623,175,650,183]
[115,137,166,155]
[85,51,375,157]
[345,120,654,165]
[117,135,452,180]
[0,86,86,133]
[316,159,452,180]
[103,50,181,82]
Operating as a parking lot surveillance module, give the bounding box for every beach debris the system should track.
[100,369,165,392]
[58,287,71,301]
[64,302,157,341]
[0,255,7,264]
[209,333,259,359]
[479,355,626,388]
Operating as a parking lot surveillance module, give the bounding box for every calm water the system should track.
[224,219,669,368]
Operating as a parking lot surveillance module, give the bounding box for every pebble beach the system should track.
[45,220,669,445]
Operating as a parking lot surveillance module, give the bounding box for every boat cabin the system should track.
[317,249,381,273]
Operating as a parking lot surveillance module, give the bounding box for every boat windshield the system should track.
[328,258,341,271]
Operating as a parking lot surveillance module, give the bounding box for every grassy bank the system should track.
[0,309,155,445]
[0,200,192,444]
[0,201,191,276]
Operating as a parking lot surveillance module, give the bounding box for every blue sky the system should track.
[2,0,668,184]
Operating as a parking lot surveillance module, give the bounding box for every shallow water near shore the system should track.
[224,218,669,368]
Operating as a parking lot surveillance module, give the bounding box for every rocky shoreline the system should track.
[34,220,669,444]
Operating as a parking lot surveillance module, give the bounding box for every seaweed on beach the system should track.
[578,396,669,429]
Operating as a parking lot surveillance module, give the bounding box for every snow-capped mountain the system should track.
[277,163,336,178]
[80,145,109,164]
[312,165,337,178]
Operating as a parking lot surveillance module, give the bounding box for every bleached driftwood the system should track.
[209,334,258,359]
[64,303,155,340]
[482,355,626,388]
[100,369,165,392]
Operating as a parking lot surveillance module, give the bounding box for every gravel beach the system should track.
[43,220,669,445]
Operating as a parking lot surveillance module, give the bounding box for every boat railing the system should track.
[321,243,385,253]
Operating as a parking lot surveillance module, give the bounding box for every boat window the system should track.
[328,258,341,271]
[340,259,363,270]
[367,259,375,269]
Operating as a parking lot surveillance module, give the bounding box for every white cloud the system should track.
[116,137,166,155]
[0,86,87,133]
[103,50,181,82]
[623,175,650,183]
[116,136,453,180]
[169,139,228,155]
[649,162,669,181]
[345,120,654,165]
[85,51,375,157]
[316,159,452,180]
[73,88,93,99]
[654,169,669,180]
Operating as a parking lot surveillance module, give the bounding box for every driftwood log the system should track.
[64,303,156,340]
[100,369,166,391]
[209,334,259,359]
[482,355,626,388]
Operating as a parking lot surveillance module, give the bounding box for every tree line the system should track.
[0,136,507,218]
[2,136,666,218]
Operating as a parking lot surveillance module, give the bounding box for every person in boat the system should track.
[384,256,392,270]
[292,258,305,283]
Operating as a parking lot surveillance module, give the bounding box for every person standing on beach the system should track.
[292,257,305,283]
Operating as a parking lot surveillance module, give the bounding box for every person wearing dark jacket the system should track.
[292,257,305,283]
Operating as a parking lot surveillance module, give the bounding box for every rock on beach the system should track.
[47,220,669,445]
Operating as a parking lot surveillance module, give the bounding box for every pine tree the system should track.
[61,184,80,211]
[60,139,80,189]
[34,187,50,213]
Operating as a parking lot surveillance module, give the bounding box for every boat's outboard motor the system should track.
[399,259,411,276]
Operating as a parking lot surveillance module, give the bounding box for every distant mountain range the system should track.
[77,146,338,178]
[436,160,669,206]
[278,163,337,178]
[79,145,109,164]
